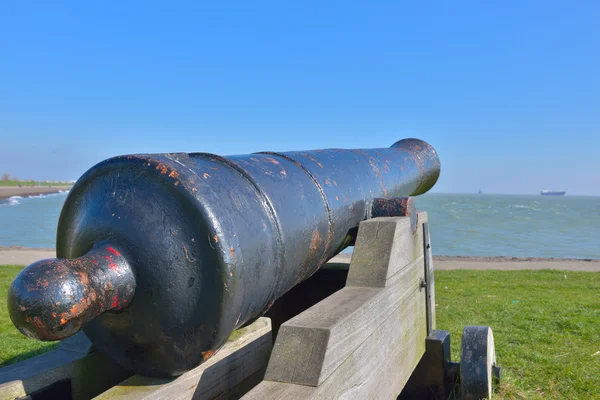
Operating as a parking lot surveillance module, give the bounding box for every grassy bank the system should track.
[436,269,600,399]
[0,267,598,399]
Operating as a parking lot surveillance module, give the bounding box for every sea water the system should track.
[415,194,600,259]
[1,192,599,259]
[0,191,69,248]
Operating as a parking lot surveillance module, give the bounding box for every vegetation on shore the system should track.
[0,180,72,187]
[0,266,598,399]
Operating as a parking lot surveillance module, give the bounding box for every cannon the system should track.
[8,139,440,377]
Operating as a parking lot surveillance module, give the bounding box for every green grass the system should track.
[0,266,598,399]
[0,180,71,187]
[436,270,600,399]
[0,266,58,367]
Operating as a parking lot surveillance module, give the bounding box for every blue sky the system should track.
[1,2,599,194]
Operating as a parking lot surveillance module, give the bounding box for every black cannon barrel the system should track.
[8,138,440,376]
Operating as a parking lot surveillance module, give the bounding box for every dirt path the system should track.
[3,248,600,271]
[329,253,600,272]
[0,247,55,266]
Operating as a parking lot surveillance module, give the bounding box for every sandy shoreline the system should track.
[2,247,600,271]
[0,186,72,200]
[0,247,56,266]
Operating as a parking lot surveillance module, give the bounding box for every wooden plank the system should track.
[400,329,451,398]
[0,350,131,400]
[261,216,427,391]
[310,286,426,399]
[241,381,315,400]
[0,349,84,389]
[347,217,424,287]
[423,217,436,332]
[245,288,427,399]
[265,258,423,386]
[95,317,272,400]
[0,381,26,400]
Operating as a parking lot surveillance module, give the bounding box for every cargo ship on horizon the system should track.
[540,189,566,196]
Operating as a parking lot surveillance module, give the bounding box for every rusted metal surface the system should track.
[8,244,135,341]
[8,138,440,377]
[370,197,418,232]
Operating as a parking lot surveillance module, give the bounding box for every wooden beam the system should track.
[0,349,131,400]
[94,317,272,400]
[246,215,429,399]
[423,219,436,333]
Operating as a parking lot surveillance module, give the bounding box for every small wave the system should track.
[0,191,69,206]
[28,191,70,199]
[1,196,23,206]
[510,204,541,211]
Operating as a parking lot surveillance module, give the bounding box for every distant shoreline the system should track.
[0,186,71,200]
[2,248,600,271]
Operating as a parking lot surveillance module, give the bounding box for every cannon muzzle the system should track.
[8,138,440,376]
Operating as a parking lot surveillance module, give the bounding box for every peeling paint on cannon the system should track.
[8,138,440,377]
[371,197,418,233]
[8,244,135,341]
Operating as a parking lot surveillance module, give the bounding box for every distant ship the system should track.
[540,190,566,196]
[478,188,483,194]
